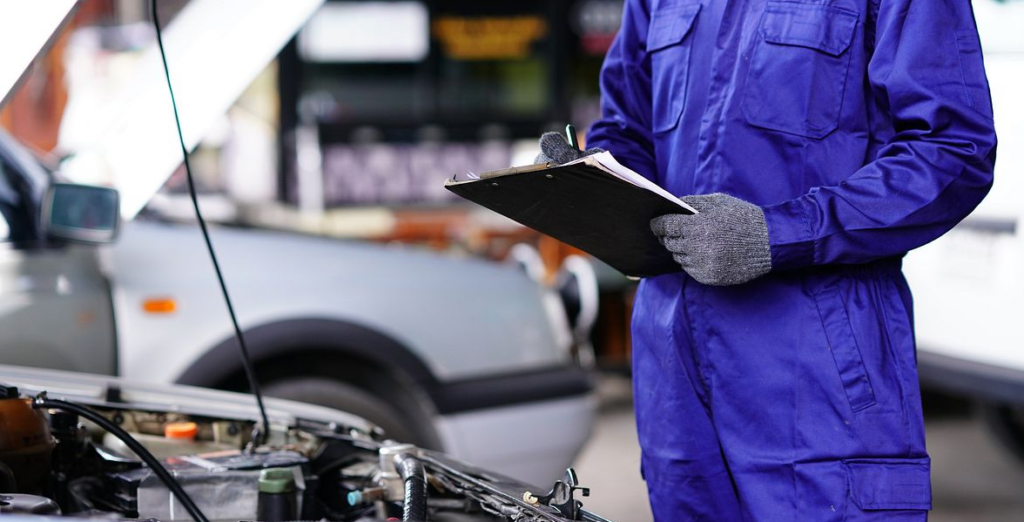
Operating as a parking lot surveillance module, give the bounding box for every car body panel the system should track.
[0,245,116,375]
[104,220,570,384]
[0,363,373,432]
[435,394,597,488]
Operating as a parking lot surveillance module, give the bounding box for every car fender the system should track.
[174,316,593,416]
[175,317,437,395]
[104,221,572,388]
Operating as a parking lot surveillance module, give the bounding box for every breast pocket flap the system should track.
[647,3,701,53]
[761,3,858,56]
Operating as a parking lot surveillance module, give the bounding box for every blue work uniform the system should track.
[586,0,996,519]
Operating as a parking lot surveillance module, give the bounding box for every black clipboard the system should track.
[445,156,693,277]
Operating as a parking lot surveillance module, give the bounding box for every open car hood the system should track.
[0,2,78,108]
[2,0,326,220]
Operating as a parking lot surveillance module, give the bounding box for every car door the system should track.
[0,134,117,375]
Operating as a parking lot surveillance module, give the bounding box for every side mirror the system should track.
[42,183,120,244]
[555,255,600,368]
[555,255,599,337]
[507,243,546,283]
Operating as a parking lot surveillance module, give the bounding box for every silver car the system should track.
[0,128,595,487]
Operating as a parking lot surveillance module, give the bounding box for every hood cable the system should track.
[150,0,271,445]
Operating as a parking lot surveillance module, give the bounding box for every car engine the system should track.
[0,383,607,522]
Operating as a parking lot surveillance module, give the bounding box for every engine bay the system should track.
[0,383,607,522]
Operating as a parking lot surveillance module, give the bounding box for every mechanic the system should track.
[537,0,996,520]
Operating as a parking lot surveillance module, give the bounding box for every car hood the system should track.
[0,3,77,107]
[0,363,374,433]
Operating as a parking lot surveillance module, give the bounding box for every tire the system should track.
[980,401,1024,464]
[264,377,426,446]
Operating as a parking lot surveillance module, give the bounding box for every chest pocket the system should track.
[647,2,701,134]
[742,2,858,139]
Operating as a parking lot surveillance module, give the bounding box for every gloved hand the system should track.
[535,132,604,164]
[650,193,772,286]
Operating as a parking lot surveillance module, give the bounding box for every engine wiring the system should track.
[148,0,271,444]
[418,455,612,522]
[31,394,211,522]
[6,386,602,522]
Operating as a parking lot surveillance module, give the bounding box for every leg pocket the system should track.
[814,287,877,412]
[844,457,931,514]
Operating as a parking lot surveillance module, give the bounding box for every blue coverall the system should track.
[586,0,997,520]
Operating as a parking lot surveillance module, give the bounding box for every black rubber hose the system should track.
[394,454,428,522]
[32,397,210,522]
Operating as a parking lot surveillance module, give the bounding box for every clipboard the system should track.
[445,152,695,278]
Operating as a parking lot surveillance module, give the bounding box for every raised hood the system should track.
[0,2,78,108]
[53,0,324,220]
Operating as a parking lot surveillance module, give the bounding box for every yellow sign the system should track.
[433,16,548,60]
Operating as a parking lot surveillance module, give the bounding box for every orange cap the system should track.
[164,421,198,440]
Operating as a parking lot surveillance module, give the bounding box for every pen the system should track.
[565,124,580,152]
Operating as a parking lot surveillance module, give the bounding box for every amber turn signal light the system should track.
[142,298,177,314]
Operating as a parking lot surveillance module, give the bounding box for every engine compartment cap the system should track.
[164,421,198,440]
[258,468,296,494]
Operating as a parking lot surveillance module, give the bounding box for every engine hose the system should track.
[394,454,427,522]
[32,397,210,522]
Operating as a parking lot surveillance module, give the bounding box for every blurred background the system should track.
[2,1,1023,521]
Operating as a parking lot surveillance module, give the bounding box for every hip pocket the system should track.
[742,2,858,138]
[647,2,701,134]
[813,287,876,412]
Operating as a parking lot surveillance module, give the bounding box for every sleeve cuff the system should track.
[762,197,816,271]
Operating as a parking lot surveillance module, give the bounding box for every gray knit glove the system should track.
[650,193,772,286]
[535,132,604,164]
